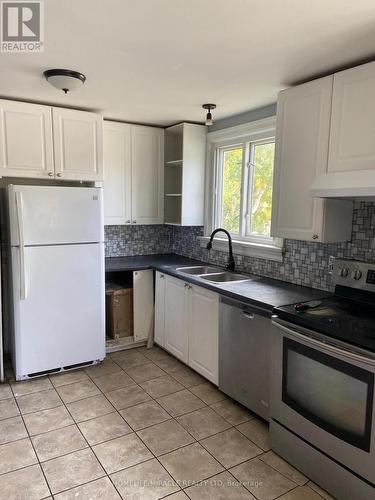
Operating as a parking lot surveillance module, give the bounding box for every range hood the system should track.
[310,170,375,199]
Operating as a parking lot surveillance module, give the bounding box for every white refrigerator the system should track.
[8,185,105,380]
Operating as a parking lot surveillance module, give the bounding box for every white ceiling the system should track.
[1,0,375,126]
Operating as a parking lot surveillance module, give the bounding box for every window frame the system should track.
[202,117,284,262]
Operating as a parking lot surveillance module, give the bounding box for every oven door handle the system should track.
[273,319,375,367]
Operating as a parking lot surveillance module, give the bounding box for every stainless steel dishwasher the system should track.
[219,296,271,420]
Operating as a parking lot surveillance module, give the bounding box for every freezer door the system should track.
[11,243,105,379]
[9,185,104,246]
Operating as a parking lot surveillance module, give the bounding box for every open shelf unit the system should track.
[164,122,206,225]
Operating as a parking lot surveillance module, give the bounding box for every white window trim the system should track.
[203,116,284,262]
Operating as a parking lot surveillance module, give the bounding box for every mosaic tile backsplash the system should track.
[105,201,375,291]
[104,225,171,257]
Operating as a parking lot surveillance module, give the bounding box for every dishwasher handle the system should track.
[220,295,271,318]
[242,311,255,320]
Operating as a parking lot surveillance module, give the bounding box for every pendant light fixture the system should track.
[43,69,86,94]
[202,103,216,126]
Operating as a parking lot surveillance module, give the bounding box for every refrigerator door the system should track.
[12,243,105,379]
[9,185,104,246]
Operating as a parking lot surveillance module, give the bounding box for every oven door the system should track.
[270,318,375,484]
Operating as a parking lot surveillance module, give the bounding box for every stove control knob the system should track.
[352,269,362,280]
[340,267,349,278]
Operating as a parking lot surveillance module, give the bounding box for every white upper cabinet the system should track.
[0,99,54,178]
[271,76,353,243]
[272,77,332,241]
[131,125,164,224]
[0,99,103,182]
[103,122,131,225]
[53,108,103,181]
[328,62,375,173]
[103,121,164,225]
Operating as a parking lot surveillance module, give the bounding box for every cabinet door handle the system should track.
[132,220,137,224]
[56,173,62,178]
[312,234,319,240]
[126,220,131,224]
[160,274,164,279]
[47,172,53,177]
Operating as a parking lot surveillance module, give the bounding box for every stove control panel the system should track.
[334,259,375,291]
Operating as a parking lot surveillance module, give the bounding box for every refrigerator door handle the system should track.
[15,192,27,300]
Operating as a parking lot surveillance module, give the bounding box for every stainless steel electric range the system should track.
[270,259,375,500]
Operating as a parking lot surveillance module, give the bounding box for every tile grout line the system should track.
[8,383,54,499]
[2,348,333,499]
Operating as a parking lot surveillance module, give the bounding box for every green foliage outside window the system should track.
[221,147,243,233]
[220,142,275,237]
[251,142,275,236]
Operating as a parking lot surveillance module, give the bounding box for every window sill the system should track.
[198,236,284,262]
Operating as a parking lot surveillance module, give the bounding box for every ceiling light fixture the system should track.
[43,69,86,94]
[202,103,216,126]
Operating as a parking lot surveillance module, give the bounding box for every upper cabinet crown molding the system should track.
[103,120,164,225]
[0,98,104,182]
[271,76,353,243]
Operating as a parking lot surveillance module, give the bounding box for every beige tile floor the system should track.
[0,346,335,500]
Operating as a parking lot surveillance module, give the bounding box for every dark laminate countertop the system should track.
[105,253,331,313]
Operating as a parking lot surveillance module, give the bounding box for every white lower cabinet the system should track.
[155,272,219,384]
[154,271,166,346]
[164,274,189,363]
[133,270,154,342]
[188,285,219,384]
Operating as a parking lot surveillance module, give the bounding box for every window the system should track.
[203,117,283,261]
[215,139,275,243]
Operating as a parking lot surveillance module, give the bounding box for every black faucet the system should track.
[206,228,235,271]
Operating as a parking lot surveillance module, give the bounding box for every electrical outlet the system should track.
[328,255,335,274]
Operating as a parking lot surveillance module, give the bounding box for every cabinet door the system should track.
[0,99,54,178]
[164,275,188,363]
[131,125,163,224]
[133,270,154,342]
[53,108,103,181]
[154,271,166,347]
[329,62,375,173]
[188,285,219,384]
[271,76,333,242]
[103,122,131,225]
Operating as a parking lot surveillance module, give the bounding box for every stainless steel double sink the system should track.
[175,265,255,284]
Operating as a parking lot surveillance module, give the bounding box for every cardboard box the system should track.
[105,282,133,339]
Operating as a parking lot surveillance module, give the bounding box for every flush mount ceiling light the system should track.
[202,103,216,126]
[43,69,86,94]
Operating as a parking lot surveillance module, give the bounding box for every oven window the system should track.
[282,338,374,451]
